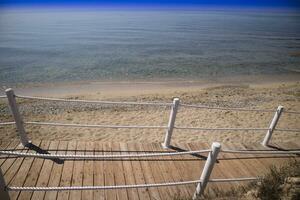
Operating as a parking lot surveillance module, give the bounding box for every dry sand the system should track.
[0,79,299,145]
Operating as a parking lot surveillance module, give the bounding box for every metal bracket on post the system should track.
[5,88,30,147]
[162,98,180,149]
[193,142,221,199]
[0,168,10,200]
[262,106,283,147]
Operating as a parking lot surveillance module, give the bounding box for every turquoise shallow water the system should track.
[0,8,300,85]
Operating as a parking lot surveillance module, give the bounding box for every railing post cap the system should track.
[5,88,13,93]
[173,97,180,101]
[278,105,284,110]
[212,142,221,149]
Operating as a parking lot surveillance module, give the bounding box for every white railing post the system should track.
[193,142,221,199]
[262,105,284,147]
[162,98,180,148]
[5,88,30,146]
[0,168,10,200]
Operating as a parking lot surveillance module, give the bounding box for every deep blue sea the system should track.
[0,8,300,85]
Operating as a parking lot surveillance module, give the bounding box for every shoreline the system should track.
[1,73,299,97]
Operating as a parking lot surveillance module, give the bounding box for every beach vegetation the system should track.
[180,159,300,200]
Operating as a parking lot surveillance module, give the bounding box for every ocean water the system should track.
[0,8,300,85]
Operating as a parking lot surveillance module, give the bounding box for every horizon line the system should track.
[1,4,299,11]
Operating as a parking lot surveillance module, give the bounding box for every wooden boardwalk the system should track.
[0,140,299,200]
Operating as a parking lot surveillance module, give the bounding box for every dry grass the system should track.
[195,160,300,200]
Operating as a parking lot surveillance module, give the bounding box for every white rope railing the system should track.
[6,180,202,191]
[284,110,300,115]
[1,148,298,158]
[175,126,268,131]
[275,128,300,132]
[25,122,288,132]
[0,122,15,126]
[6,176,260,191]
[208,177,259,182]
[3,90,300,152]
[0,95,6,99]
[15,94,300,114]
[221,149,300,154]
[180,103,274,113]
[25,121,167,129]
[16,95,171,107]
[0,149,211,159]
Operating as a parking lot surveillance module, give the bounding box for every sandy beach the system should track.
[1,76,299,145]
[1,7,300,200]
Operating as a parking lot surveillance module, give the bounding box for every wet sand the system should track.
[1,73,299,97]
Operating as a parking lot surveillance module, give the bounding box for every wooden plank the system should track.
[8,141,42,200]
[216,143,255,192]
[284,142,300,161]
[227,143,257,173]
[180,142,207,196]
[253,142,299,170]
[1,141,24,173]
[93,142,105,200]
[152,144,185,199]
[172,142,201,198]
[177,142,207,195]
[82,141,94,200]
[150,143,179,199]
[147,143,174,199]
[174,143,200,181]
[289,141,300,149]
[44,141,68,200]
[165,143,192,198]
[240,143,270,175]
[69,141,86,200]
[0,140,14,150]
[239,143,274,176]
[134,143,161,200]
[111,142,128,200]
[247,143,290,172]
[119,143,139,200]
[153,143,188,199]
[127,143,150,200]
[103,143,117,200]
[0,140,17,166]
[31,141,60,200]
[0,140,297,200]
[18,140,51,200]
[56,141,77,200]
[254,143,293,174]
